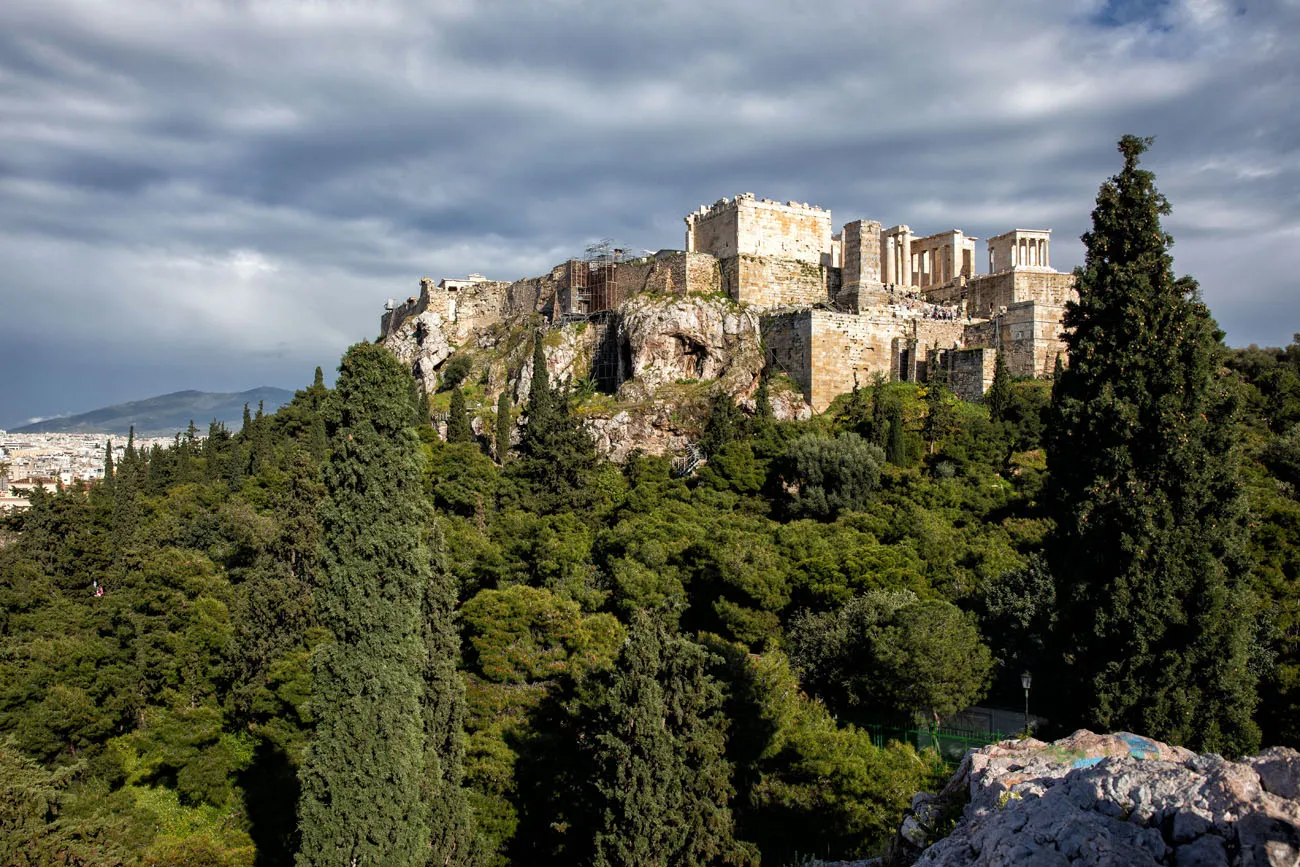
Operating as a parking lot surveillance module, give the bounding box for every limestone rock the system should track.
[381,309,453,394]
[886,731,1300,867]
[618,294,763,395]
[585,408,691,463]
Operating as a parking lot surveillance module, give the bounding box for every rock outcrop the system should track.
[617,294,763,395]
[379,281,799,459]
[382,308,454,395]
[886,730,1300,867]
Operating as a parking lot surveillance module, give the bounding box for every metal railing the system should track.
[863,719,1009,765]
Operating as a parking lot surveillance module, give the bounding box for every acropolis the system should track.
[382,193,1077,414]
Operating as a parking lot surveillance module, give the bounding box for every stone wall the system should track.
[685,199,740,259]
[927,270,1076,318]
[507,264,566,319]
[686,194,832,266]
[380,276,510,347]
[1001,301,1068,377]
[960,300,1068,377]
[613,251,722,300]
[842,219,882,290]
[939,347,997,402]
[722,255,829,309]
[761,309,968,412]
[737,197,832,264]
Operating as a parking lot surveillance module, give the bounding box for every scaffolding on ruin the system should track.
[565,239,631,316]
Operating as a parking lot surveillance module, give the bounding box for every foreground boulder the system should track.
[887,730,1300,867]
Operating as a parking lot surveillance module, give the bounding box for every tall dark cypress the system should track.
[869,373,889,447]
[495,391,512,463]
[985,351,1013,423]
[886,403,906,467]
[101,440,115,492]
[1047,136,1258,755]
[579,612,742,867]
[446,387,473,444]
[297,342,473,865]
[111,428,139,550]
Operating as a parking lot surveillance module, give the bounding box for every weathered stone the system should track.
[619,294,762,393]
[1247,747,1300,801]
[885,731,1300,867]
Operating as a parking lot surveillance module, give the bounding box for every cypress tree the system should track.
[986,351,1013,423]
[1047,136,1258,755]
[753,371,773,424]
[297,342,473,865]
[578,612,742,867]
[102,440,115,491]
[111,428,140,550]
[869,373,889,447]
[495,391,512,463]
[922,380,953,455]
[446,387,473,444]
[886,403,906,467]
[516,334,597,511]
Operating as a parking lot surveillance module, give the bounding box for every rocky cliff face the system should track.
[883,730,1300,867]
[380,288,806,459]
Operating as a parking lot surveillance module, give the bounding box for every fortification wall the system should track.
[762,308,977,411]
[1001,301,1068,377]
[687,194,832,266]
[842,219,882,289]
[939,347,997,402]
[686,200,740,259]
[449,281,511,344]
[507,265,566,319]
[960,301,1068,377]
[722,255,829,309]
[613,251,722,300]
[953,270,1076,317]
[738,197,832,264]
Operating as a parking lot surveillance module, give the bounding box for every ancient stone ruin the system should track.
[381,193,1077,418]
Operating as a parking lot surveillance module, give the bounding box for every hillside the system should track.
[11,387,295,437]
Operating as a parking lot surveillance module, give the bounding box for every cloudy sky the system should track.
[2,0,1297,426]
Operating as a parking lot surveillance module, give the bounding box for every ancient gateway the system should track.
[382,193,1077,413]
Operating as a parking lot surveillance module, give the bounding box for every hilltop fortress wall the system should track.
[384,190,1078,415]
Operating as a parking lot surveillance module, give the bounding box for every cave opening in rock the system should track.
[676,335,708,379]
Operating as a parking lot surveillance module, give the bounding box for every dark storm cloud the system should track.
[0,0,1297,426]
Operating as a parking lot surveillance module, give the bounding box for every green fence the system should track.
[864,720,1009,765]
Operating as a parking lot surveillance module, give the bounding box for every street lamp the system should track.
[1021,671,1033,736]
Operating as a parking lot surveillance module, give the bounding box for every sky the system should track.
[1,0,1297,427]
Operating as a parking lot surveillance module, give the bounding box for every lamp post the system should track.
[1021,671,1033,736]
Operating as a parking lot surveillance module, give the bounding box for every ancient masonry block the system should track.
[685,193,833,266]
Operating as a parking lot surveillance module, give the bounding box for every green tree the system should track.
[985,351,1013,423]
[1047,136,1259,755]
[297,342,473,865]
[868,373,889,447]
[787,590,992,724]
[575,612,744,867]
[922,380,954,455]
[886,403,906,467]
[778,433,884,520]
[752,371,773,427]
[700,391,744,457]
[514,334,597,513]
[447,386,474,444]
[495,391,512,463]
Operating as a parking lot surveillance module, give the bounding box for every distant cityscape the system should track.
[0,431,178,513]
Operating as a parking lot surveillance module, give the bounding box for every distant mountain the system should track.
[12,387,297,437]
